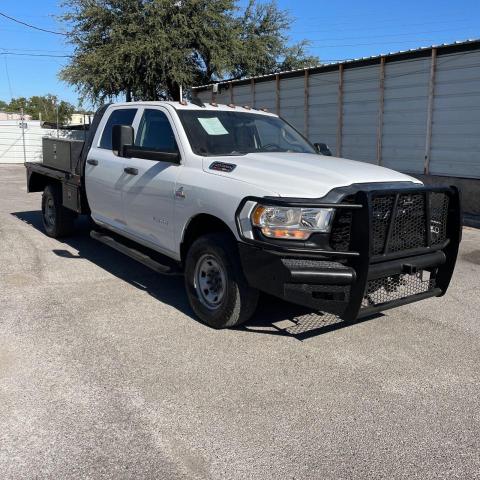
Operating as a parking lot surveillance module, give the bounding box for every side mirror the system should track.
[112,124,134,157]
[314,142,332,156]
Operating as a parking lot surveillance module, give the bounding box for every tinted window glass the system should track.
[99,108,137,149]
[177,110,316,156]
[135,109,178,152]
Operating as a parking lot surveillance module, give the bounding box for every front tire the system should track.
[41,184,76,238]
[184,233,259,328]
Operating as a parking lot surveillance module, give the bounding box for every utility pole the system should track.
[52,97,59,137]
[56,102,59,138]
[20,108,26,164]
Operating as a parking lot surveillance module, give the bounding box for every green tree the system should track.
[6,95,76,124]
[60,0,319,103]
[27,95,76,124]
[230,1,319,80]
[0,99,8,110]
[6,97,28,113]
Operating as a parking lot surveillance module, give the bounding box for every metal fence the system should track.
[0,118,86,164]
[194,40,480,180]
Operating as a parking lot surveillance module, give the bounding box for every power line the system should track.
[0,47,71,54]
[3,56,13,99]
[308,37,479,49]
[0,51,71,58]
[307,28,480,43]
[291,13,477,30]
[0,11,66,36]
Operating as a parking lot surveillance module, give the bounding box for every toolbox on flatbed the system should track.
[42,137,84,173]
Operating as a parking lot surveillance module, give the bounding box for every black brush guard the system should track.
[237,185,462,321]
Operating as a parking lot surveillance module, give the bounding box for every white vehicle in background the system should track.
[25,99,461,328]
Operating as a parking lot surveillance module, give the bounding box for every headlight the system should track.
[251,205,334,240]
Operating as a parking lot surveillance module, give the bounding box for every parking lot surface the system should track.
[0,164,479,479]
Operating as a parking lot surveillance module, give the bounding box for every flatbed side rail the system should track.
[25,161,70,186]
[25,162,87,214]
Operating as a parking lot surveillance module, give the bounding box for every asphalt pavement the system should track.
[0,164,479,479]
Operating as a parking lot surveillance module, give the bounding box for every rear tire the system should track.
[41,184,76,238]
[184,233,259,328]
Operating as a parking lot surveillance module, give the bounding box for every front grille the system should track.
[330,190,450,255]
[330,195,355,252]
[430,192,450,246]
[362,270,436,308]
[371,195,395,254]
[371,191,449,256]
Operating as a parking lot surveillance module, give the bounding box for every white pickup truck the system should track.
[25,99,461,328]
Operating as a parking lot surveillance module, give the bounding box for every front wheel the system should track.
[41,184,76,238]
[184,233,259,328]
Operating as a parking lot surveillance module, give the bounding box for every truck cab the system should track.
[25,100,461,328]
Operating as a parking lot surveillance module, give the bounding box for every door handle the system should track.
[124,167,138,175]
[87,159,98,166]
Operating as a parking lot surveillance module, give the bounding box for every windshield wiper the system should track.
[203,151,248,157]
[230,151,248,156]
[256,148,288,153]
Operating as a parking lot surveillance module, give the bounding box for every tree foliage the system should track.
[60,0,319,103]
[2,95,76,124]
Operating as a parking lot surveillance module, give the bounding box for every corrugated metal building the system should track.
[193,40,480,214]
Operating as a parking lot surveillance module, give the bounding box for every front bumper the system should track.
[237,185,461,321]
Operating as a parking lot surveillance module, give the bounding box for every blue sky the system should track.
[1,0,479,108]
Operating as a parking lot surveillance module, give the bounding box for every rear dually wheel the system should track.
[41,184,76,238]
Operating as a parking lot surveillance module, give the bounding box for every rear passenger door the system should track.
[121,107,182,255]
[85,106,139,230]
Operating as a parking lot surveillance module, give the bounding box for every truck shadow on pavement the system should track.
[12,210,382,340]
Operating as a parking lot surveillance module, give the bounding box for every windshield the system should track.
[177,110,316,156]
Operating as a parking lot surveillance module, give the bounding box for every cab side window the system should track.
[135,109,178,153]
[99,108,137,149]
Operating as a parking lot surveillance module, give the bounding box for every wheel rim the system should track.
[193,254,226,310]
[43,196,56,228]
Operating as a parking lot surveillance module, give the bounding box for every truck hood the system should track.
[202,152,421,197]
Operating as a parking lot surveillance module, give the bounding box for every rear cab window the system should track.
[99,108,138,149]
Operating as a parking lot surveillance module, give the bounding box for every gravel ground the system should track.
[0,164,479,480]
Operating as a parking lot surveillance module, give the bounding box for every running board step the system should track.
[90,230,181,275]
